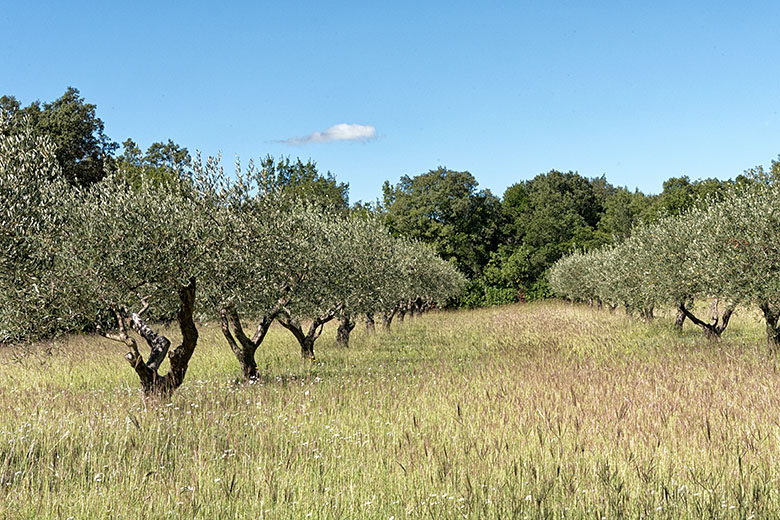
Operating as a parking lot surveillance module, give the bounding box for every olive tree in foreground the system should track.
[62,172,213,395]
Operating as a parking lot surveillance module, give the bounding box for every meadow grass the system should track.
[1,301,779,518]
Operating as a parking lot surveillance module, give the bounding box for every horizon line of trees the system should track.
[2,87,770,314]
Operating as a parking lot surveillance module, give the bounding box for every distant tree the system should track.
[115,138,191,187]
[382,167,502,278]
[477,170,608,304]
[0,87,117,186]
[597,187,650,241]
[258,156,349,210]
[641,176,731,222]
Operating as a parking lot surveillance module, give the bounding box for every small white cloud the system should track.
[281,123,376,145]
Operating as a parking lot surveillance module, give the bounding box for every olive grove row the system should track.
[0,115,466,395]
[549,174,780,347]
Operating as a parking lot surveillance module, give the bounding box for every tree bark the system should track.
[413,297,423,317]
[365,312,375,334]
[674,307,686,331]
[382,309,395,331]
[99,277,198,397]
[673,302,687,331]
[336,315,356,348]
[759,302,780,352]
[220,306,276,379]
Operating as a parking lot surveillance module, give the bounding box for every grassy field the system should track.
[1,301,779,518]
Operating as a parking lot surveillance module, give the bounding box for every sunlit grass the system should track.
[1,301,779,518]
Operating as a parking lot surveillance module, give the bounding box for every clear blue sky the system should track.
[3,1,780,203]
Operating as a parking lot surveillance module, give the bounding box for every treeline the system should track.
[0,87,756,312]
[0,107,465,396]
[380,168,736,307]
[549,159,780,349]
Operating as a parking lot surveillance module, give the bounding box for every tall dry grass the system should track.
[0,301,778,518]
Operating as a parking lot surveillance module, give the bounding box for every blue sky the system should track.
[3,1,780,203]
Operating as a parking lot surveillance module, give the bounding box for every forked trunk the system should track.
[99,277,198,397]
[219,305,276,379]
[680,300,734,340]
[365,313,375,334]
[336,315,356,347]
[277,309,338,362]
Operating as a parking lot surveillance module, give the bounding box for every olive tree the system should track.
[696,182,780,347]
[0,113,73,343]
[191,155,297,379]
[61,171,214,395]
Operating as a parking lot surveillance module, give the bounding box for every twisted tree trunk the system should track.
[98,277,198,397]
[220,306,275,379]
[680,299,734,340]
[336,315,356,348]
[759,301,780,352]
[277,307,339,362]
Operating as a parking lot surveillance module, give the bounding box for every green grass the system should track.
[1,301,779,518]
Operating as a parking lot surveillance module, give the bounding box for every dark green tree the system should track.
[1,87,117,186]
[382,167,503,278]
[115,138,191,187]
[259,156,349,210]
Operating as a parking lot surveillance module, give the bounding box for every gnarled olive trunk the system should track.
[759,302,780,352]
[680,299,734,340]
[382,309,395,331]
[219,306,276,379]
[277,309,337,362]
[336,315,356,348]
[99,277,198,397]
